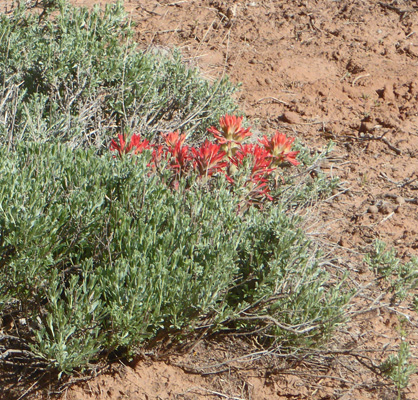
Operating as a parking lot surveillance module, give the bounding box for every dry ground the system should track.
[1,0,418,399]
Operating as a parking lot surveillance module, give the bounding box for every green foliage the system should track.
[379,322,416,400]
[227,207,350,346]
[0,143,349,373]
[365,240,418,301]
[380,341,416,395]
[272,141,339,209]
[0,1,237,149]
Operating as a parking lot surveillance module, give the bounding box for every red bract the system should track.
[259,132,300,166]
[239,178,273,213]
[109,121,304,211]
[148,145,165,170]
[228,144,275,207]
[169,142,191,173]
[160,131,191,174]
[259,132,291,155]
[110,134,129,157]
[230,144,274,178]
[230,144,256,165]
[110,133,150,158]
[133,138,151,155]
[191,141,227,178]
[247,180,273,201]
[208,114,252,156]
[249,145,274,177]
[162,131,187,149]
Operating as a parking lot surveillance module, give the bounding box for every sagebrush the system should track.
[0,0,237,149]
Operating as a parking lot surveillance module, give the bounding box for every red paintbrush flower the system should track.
[258,132,300,166]
[191,141,227,177]
[230,144,275,178]
[110,133,150,158]
[168,142,191,173]
[132,136,150,155]
[229,143,255,165]
[247,180,273,201]
[147,144,166,170]
[110,134,129,157]
[249,145,275,177]
[207,114,252,156]
[162,131,187,149]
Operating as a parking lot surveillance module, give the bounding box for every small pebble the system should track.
[281,111,302,124]
[226,5,236,19]
[395,196,405,205]
[265,77,272,86]
[368,205,379,214]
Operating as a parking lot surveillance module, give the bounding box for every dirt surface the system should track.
[2,0,418,399]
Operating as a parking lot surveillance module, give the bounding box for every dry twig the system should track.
[182,386,246,400]
[359,134,402,155]
[352,74,370,86]
[255,96,289,106]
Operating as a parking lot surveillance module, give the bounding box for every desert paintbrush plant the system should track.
[259,131,301,166]
[110,133,150,158]
[207,114,252,157]
[110,115,301,209]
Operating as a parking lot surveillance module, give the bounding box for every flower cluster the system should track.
[110,115,300,208]
[207,115,251,157]
[110,133,150,157]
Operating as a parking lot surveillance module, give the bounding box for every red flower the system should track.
[132,136,150,155]
[258,132,300,166]
[110,134,129,157]
[169,142,191,173]
[110,133,150,158]
[226,143,275,207]
[229,144,255,165]
[208,114,252,156]
[160,131,191,174]
[148,145,166,170]
[247,180,273,201]
[191,141,227,178]
[249,145,274,177]
[162,131,187,149]
[230,144,274,178]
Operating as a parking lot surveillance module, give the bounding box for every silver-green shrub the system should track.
[0,143,350,373]
[0,1,237,149]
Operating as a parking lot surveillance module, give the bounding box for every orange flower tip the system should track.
[162,131,186,148]
[288,158,300,166]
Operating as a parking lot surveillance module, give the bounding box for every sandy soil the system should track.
[1,0,418,399]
